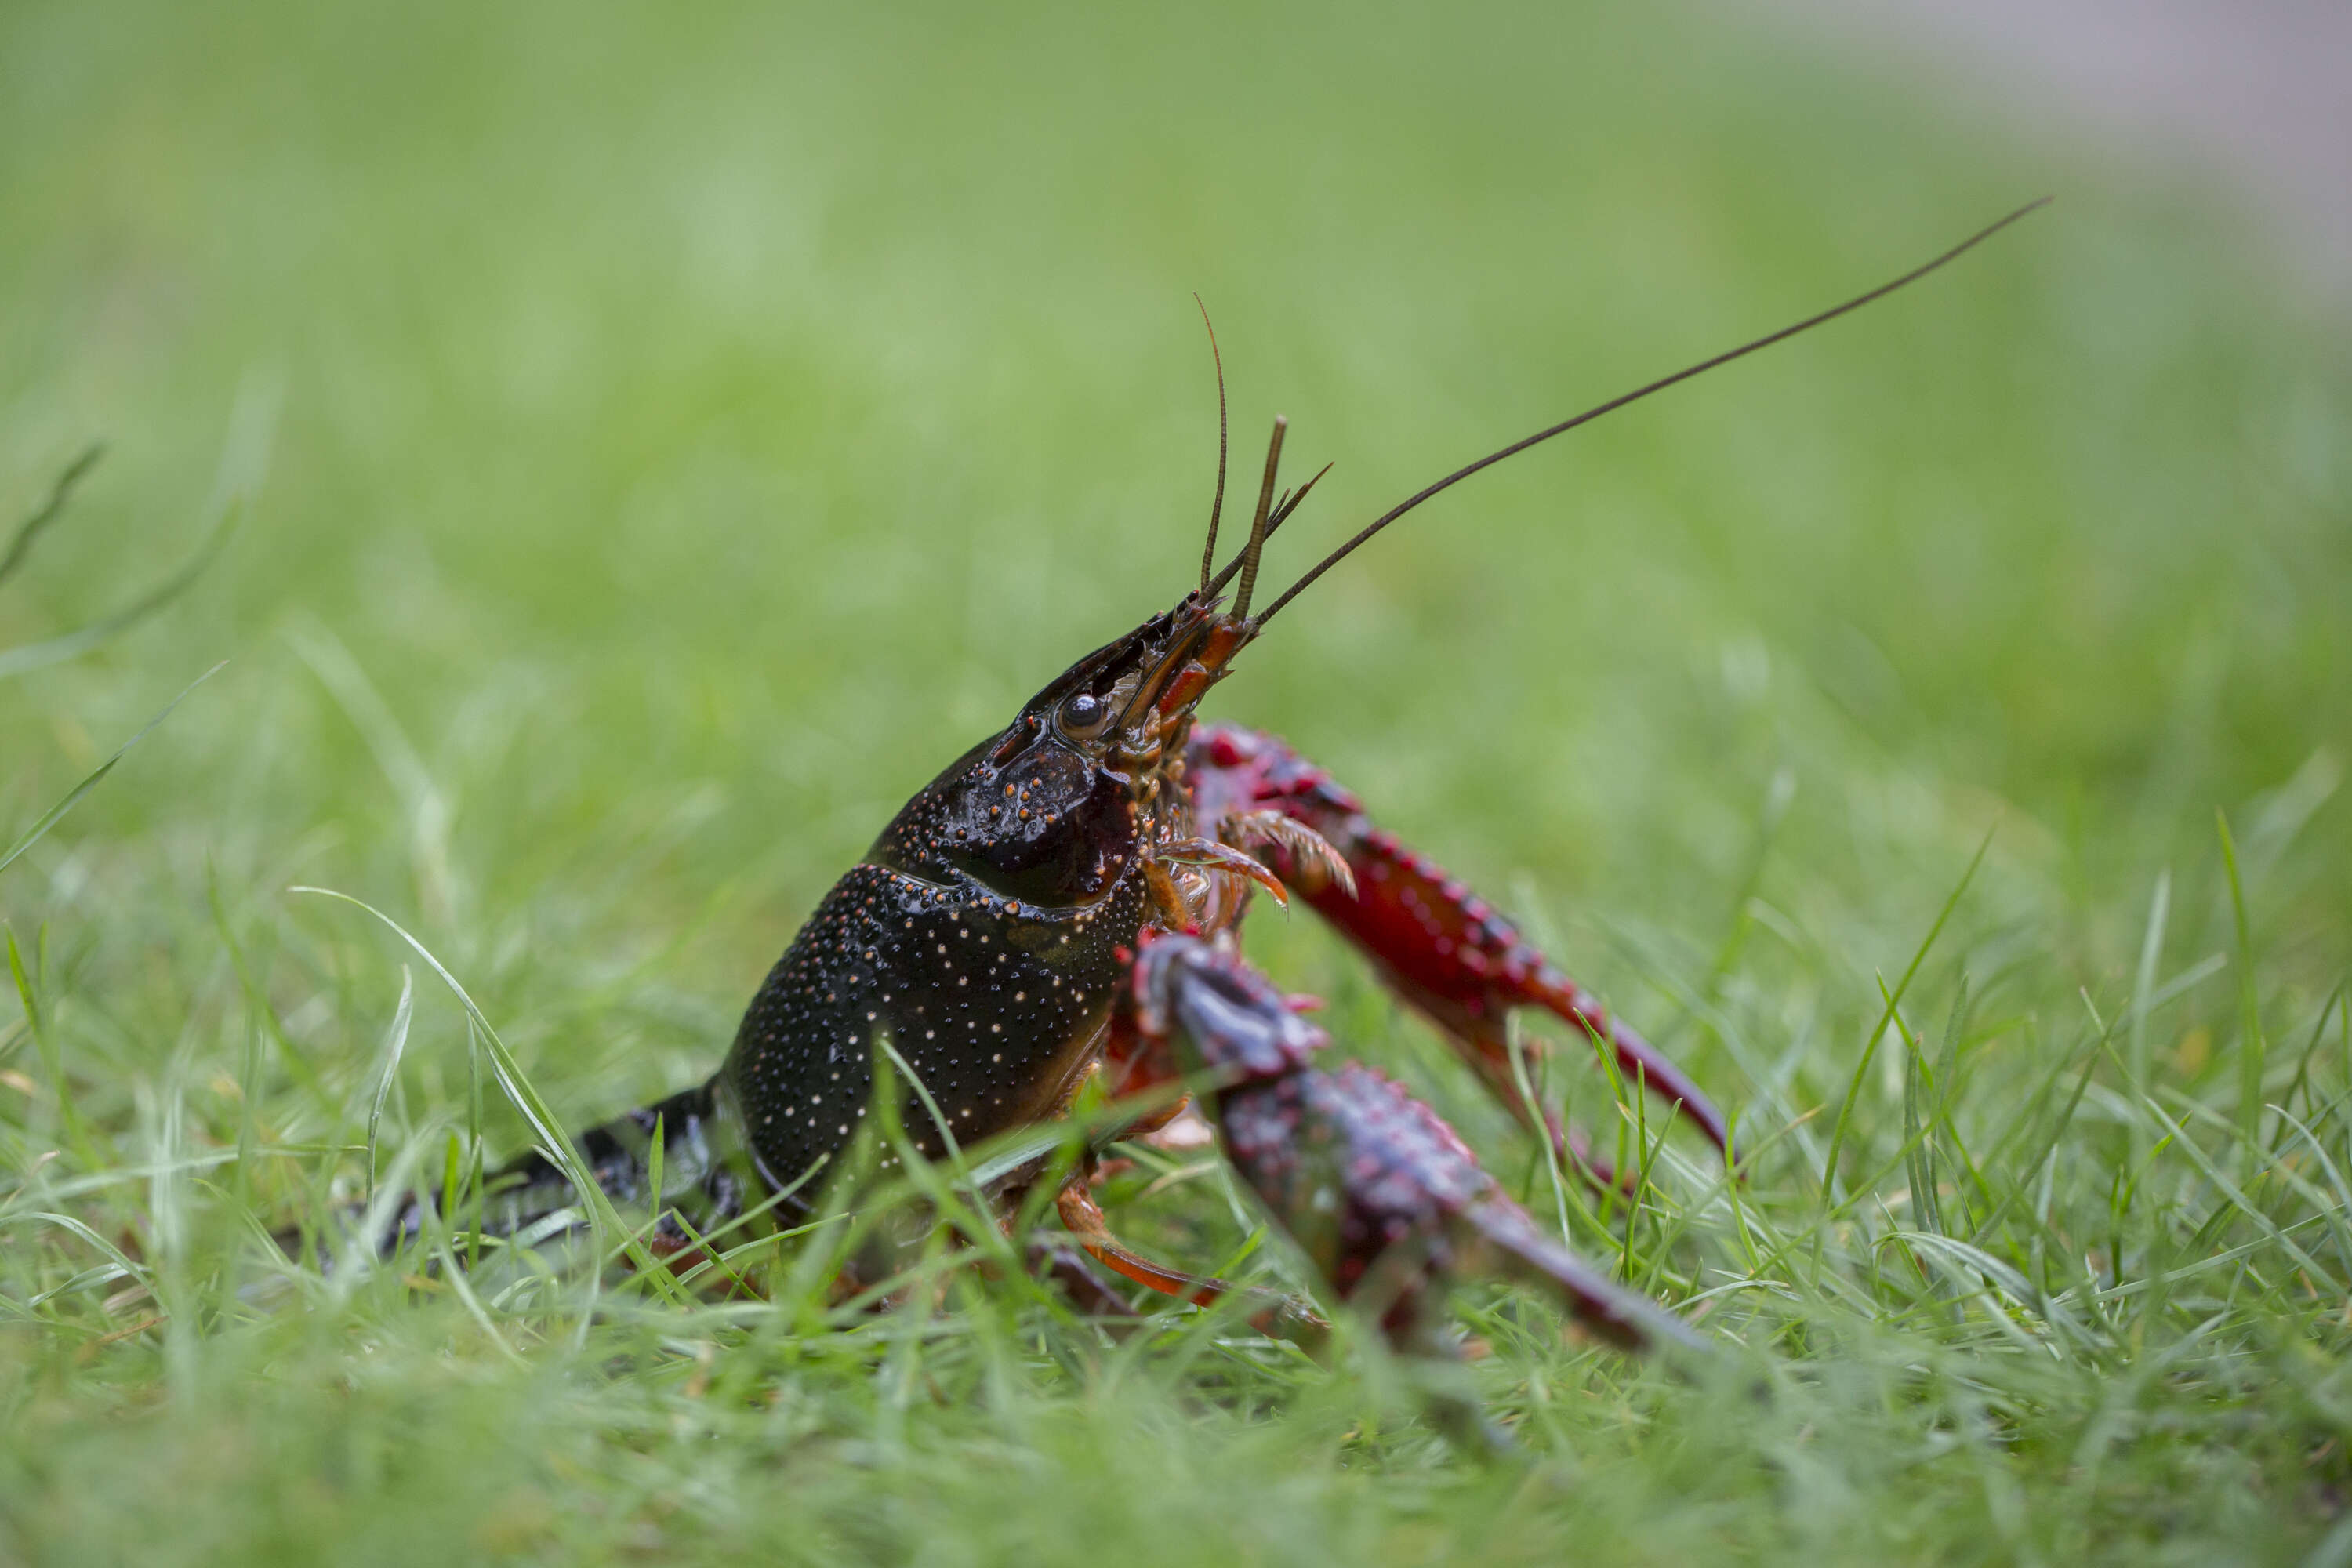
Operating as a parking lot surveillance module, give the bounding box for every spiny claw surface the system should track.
[1131,933,1707,1360]
[1186,723,1733,1172]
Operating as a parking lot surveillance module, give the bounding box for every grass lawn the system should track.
[5,2,2351,1562]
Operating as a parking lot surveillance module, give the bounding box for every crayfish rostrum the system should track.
[370,201,2045,1389]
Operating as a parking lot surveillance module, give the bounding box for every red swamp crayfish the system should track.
[356,201,2045,1385]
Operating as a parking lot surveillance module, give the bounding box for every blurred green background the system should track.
[4,1,2350,1563]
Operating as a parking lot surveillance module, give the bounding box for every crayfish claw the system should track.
[1183,722,1737,1176]
[1127,935,1709,1377]
[1459,1197,1711,1356]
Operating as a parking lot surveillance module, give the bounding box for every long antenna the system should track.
[1193,296,1230,597]
[1229,416,1287,620]
[1250,197,2051,627]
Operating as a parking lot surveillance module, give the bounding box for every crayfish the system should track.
[369,201,2045,1400]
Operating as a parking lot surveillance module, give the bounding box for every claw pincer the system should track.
[1187,722,1733,1182]
[1130,935,1708,1358]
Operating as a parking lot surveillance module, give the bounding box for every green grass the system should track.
[5,1,2352,1562]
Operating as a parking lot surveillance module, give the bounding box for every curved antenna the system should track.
[1193,296,1231,597]
[1250,197,2052,628]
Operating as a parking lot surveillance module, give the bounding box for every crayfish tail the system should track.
[299,1077,752,1268]
[479,1078,750,1247]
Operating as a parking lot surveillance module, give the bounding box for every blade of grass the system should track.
[0,1210,152,1292]
[2126,869,2172,1170]
[2278,982,2347,1127]
[1506,1010,1588,1252]
[0,445,104,592]
[286,884,686,1305]
[1896,981,1942,1240]
[2252,1102,2352,1278]
[5,924,100,1172]
[0,502,243,681]
[2216,810,2267,1169]
[2103,1038,2336,1287]
[364,967,414,1202]
[873,1035,1022,1271]
[2,380,270,681]
[0,663,225,880]
[285,621,459,927]
[2053,1214,2336,1309]
[430,1240,526,1367]
[646,1112,666,1224]
[1820,821,1995,1210]
[1969,1029,2107,1252]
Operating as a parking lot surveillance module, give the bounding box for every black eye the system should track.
[1058,691,1112,738]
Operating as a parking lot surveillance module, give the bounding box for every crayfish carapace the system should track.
[371,200,2046,1395]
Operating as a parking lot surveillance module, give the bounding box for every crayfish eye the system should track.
[1057,690,1113,740]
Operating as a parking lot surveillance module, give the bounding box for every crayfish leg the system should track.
[1184,722,1733,1178]
[1054,1181,1329,1342]
[1022,1232,1144,1322]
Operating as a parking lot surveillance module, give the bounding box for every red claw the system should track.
[1185,723,1734,1178]
[1127,935,1708,1360]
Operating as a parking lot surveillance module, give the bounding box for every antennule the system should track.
[1206,460,1331,597]
[1229,416,1287,622]
[1193,296,1230,597]
[1250,197,2053,627]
